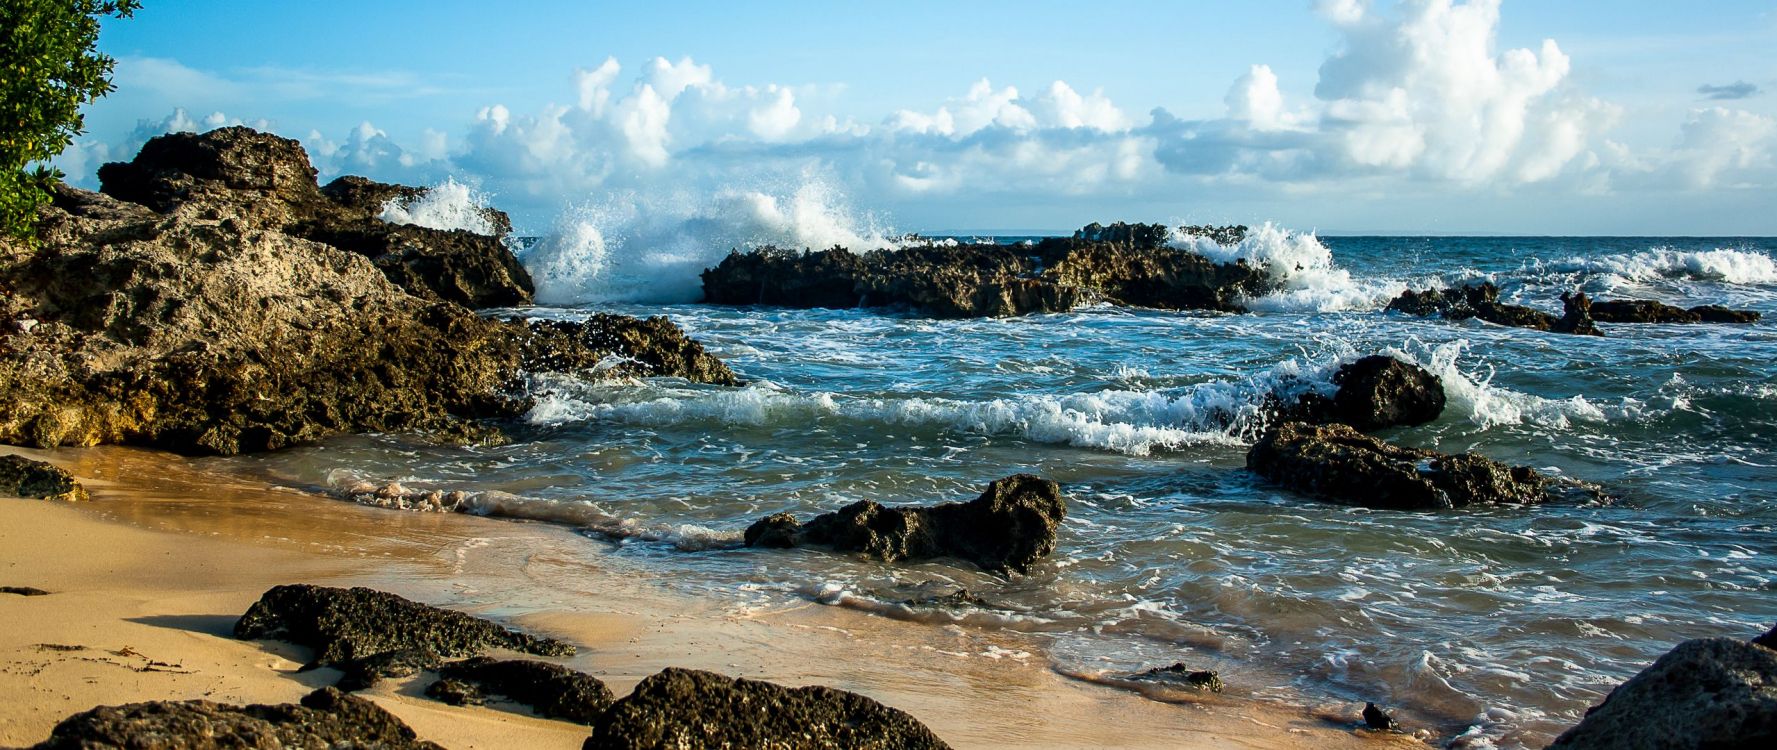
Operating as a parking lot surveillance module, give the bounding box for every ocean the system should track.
[210,225,1777,749]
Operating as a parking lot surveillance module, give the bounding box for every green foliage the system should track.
[0,0,140,242]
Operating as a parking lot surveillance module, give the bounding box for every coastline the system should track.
[0,445,1425,749]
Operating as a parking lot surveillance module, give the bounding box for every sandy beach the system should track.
[0,445,1426,749]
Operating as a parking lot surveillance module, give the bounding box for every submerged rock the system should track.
[1246,422,1605,510]
[1386,282,1603,335]
[1127,664,1224,693]
[233,584,573,671]
[1589,299,1763,324]
[0,127,734,456]
[426,657,614,724]
[26,686,442,750]
[586,667,950,750]
[1547,637,1777,749]
[700,224,1268,318]
[744,474,1066,574]
[0,455,88,502]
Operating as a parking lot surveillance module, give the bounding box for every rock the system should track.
[1127,664,1224,693]
[233,585,573,672]
[1246,422,1606,510]
[0,128,735,456]
[700,228,1269,318]
[1556,291,1604,336]
[1689,305,1761,324]
[425,678,484,706]
[0,455,88,502]
[1363,702,1398,731]
[744,474,1066,574]
[1072,221,1172,248]
[426,657,614,724]
[1320,355,1446,431]
[1756,624,1777,651]
[1,586,51,596]
[1547,637,1777,749]
[899,587,991,609]
[334,648,445,692]
[585,667,950,750]
[1387,282,1602,335]
[26,686,442,749]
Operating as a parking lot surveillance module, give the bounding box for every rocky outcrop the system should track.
[233,585,573,672]
[1281,355,1446,432]
[1246,422,1606,510]
[700,226,1269,318]
[425,657,614,724]
[0,455,87,502]
[1756,624,1777,651]
[1547,636,1776,749]
[1589,299,1762,324]
[0,128,734,456]
[744,474,1065,574]
[586,667,950,750]
[96,127,530,308]
[1387,283,1603,335]
[25,687,442,750]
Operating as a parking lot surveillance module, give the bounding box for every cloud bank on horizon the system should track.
[56,0,1777,235]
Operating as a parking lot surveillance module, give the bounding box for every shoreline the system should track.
[0,445,1425,749]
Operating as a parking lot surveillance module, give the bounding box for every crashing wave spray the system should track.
[522,178,902,305]
[1171,222,1408,312]
[378,177,500,236]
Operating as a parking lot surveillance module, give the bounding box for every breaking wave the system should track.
[1538,247,1777,287]
[1173,222,1407,313]
[377,177,500,236]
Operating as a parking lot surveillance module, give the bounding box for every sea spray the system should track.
[378,177,500,236]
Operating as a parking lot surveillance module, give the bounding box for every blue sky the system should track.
[59,0,1777,235]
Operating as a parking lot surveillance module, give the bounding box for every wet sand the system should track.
[0,445,1425,749]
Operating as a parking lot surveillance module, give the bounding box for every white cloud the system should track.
[1670,107,1776,188]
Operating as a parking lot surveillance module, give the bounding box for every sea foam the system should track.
[378,177,500,236]
[1541,247,1777,286]
[1172,222,1406,312]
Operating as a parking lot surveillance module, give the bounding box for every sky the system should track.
[55,0,1777,236]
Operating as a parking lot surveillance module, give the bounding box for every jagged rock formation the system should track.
[233,585,573,673]
[700,225,1268,318]
[1386,283,1602,335]
[1247,422,1607,510]
[0,454,87,502]
[1547,633,1776,749]
[425,657,614,724]
[1589,298,1762,324]
[1126,664,1224,693]
[25,687,443,750]
[744,474,1065,574]
[586,667,951,750]
[0,127,733,456]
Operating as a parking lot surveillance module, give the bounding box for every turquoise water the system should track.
[217,231,1777,748]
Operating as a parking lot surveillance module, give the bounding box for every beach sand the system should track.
[0,445,1425,749]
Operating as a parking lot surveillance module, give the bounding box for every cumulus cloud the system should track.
[1697,81,1760,101]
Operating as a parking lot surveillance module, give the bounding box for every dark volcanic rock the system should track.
[26,686,442,750]
[334,648,445,692]
[1756,624,1777,651]
[233,584,573,671]
[1127,664,1224,693]
[1589,299,1763,324]
[1362,702,1398,731]
[0,455,88,502]
[1,128,734,456]
[744,474,1066,574]
[1387,282,1605,335]
[1547,637,1777,750]
[701,225,1268,318]
[1316,355,1446,431]
[1247,422,1605,510]
[426,657,614,724]
[586,667,950,750]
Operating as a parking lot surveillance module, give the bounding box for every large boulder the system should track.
[1246,422,1605,510]
[1547,637,1777,749]
[1282,355,1446,431]
[26,687,442,750]
[0,454,87,502]
[701,224,1267,318]
[744,474,1065,574]
[585,667,950,750]
[0,130,735,456]
[233,585,573,671]
[97,127,531,308]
